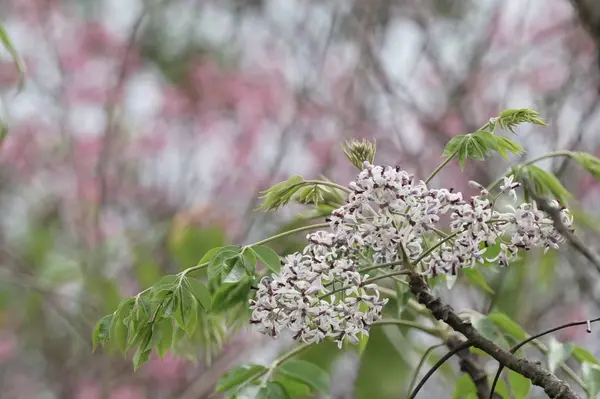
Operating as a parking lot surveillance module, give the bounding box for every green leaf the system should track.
[0,121,7,149]
[278,360,329,394]
[508,370,531,399]
[242,249,257,274]
[133,346,152,371]
[216,365,267,393]
[496,108,546,133]
[442,131,519,171]
[342,138,376,169]
[538,250,557,290]
[0,24,25,92]
[582,362,600,398]
[462,268,494,294]
[573,346,600,365]
[293,185,327,206]
[274,374,312,397]
[470,314,502,342]
[185,277,212,311]
[358,333,369,356]
[487,312,527,340]
[452,374,477,399]
[547,337,574,373]
[156,318,174,359]
[223,256,247,283]
[211,279,253,313]
[257,382,290,399]
[209,246,242,282]
[198,246,225,266]
[173,288,197,335]
[92,314,113,352]
[495,377,511,399]
[445,274,458,290]
[495,136,525,158]
[517,165,570,204]
[572,152,600,180]
[458,138,469,170]
[258,175,305,211]
[395,280,410,317]
[185,297,198,336]
[112,297,136,354]
[251,245,282,274]
[138,325,154,353]
[443,134,466,158]
[152,275,179,292]
[134,296,152,322]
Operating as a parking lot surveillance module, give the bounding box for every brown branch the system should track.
[408,273,582,398]
[446,335,500,399]
[522,179,600,274]
[489,316,600,399]
[570,0,600,70]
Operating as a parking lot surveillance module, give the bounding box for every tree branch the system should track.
[522,179,600,274]
[570,0,600,71]
[446,335,500,399]
[489,317,600,399]
[408,273,582,399]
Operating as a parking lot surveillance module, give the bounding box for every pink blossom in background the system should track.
[554,304,589,343]
[524,63,569,93]
[109,385,144,399]
[0,60,27,89]
[0,122,45,176]
[74,381,100,399]
[145,353,189,389]
[439,113,466,136]
[0,332,16,362]
[8,373,41,399]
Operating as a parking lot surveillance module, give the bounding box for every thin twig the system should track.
[406,343,446,396]
[408,340,474,399]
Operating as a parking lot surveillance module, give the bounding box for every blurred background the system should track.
[2,0,600,398]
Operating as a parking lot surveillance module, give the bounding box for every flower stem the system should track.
[181,222,330,276]
[412,231,461,265]
[250,222,330,247]
[258,343,312,386]
[273,342,312,366]
[372,319,443,337]
[363,270,411,285]
[425,150,458,184]
[304,180,352,194]
[359,260,404,273]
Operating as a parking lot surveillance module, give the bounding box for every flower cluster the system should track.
[249,232,387,348]
[249,162,572,347]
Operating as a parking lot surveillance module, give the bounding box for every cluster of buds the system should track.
[250,162,572,346]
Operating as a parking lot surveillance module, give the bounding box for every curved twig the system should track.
[407,343,446,396]
[408,340,474,398]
